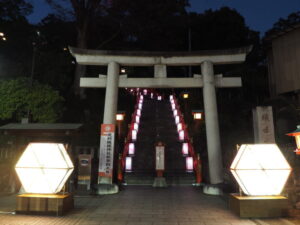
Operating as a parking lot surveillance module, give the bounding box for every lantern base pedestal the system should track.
[16,193,74,216]
[229,194,289,218]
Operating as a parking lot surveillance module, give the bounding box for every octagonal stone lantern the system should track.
[15,143,74,194]
[230,144,291,196]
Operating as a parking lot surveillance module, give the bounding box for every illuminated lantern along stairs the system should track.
[124,92,195,185]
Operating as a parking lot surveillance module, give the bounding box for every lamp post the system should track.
[116,111,125,139]
[0,32,7,41]
[192,110,203,120]
[286,125,300,155]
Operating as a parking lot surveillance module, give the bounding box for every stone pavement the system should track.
[0,186,298,225]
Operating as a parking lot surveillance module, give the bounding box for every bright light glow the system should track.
[125,157,132,171]
[177,123,183,132]
[140,95,144,100]
[0,32,4,37]
[230,144,291,196]
[116,114,124,121]
[182,143,189,155]
[133,123,139,131]
[171,103,176,110]
[169,95,173,100]
[151,93,153,99]
[173,110,178,117]
[128,143,135,155]
[2,37,6,41]
[157,96,162,101]
[132,130,137,141]
[137,109,141,116]
[15,143,74,194]
[186,157,193,171]
[135,116,140,123]
[179,130,185,141]
[121,68,126,73]
[183,93,189,99]
[143,89,147,95]
[193,113,202,120]
[138,103,142,109]
[175,116,180,124]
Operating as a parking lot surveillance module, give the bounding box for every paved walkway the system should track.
[0,186,298,225]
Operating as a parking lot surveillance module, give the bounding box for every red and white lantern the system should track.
[128,143,135,155]
[179,130,185,141]
[132,130,137,141]
[135,115,140,123]
[186,157,193,171]
[177,123,183,132]
[125,157,132,172]
[175,115,180,124]
[173,110,178,117]
[182,143,189,155]
[133,123,139,131]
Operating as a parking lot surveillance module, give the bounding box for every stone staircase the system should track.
[124,98,195,185]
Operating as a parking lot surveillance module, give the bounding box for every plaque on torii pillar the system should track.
[70,46,252,194]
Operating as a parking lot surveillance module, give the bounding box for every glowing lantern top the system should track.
[230,144,291,196]
[15,143,74,194]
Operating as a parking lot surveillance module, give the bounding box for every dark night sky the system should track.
[27,0,300,35]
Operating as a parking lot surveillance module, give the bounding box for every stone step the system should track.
[125,98,192,184]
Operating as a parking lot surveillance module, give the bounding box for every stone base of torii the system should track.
[70,46,252,195]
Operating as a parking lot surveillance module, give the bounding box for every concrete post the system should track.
[103,62,120,124]
[201,61,223,186]
[97,61,120,194]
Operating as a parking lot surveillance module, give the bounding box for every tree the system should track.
[110,0,189,51]
[188,7,259,50]
[0,77,64,122]
[265,11,300,37]
[45,0,105,97]
[0,0,32,21]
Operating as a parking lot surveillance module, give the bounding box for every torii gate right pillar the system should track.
[202,61,223,185]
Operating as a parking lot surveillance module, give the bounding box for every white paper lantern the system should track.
[179,130,185,141]
[135,115,140,123]
[173,110,178,117]
[133,123,139,131]
[177,123,183,132]
[132,130,137,141]
[15,143,74,194]
[125,157,132,172]
[128,143,135,155]
[175,116,180,124]
[182,143,189,155]
[230,144,292,196]
[186,157,193,171]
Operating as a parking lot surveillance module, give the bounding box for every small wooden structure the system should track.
[16,193,73,216]
[229,194,289,218]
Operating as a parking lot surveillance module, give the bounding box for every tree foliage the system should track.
[0,77,64,122]
[266,11,300,37]
[0,0,32,21]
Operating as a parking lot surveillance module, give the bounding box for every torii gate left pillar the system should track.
[103,62,119,125]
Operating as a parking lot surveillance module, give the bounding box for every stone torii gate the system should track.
[70,46,251,194]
